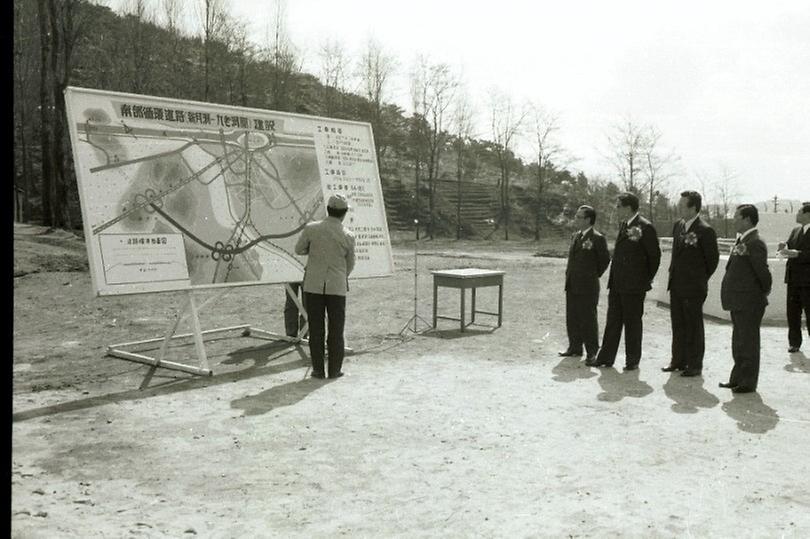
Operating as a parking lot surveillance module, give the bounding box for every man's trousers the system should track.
[304,292,346,378]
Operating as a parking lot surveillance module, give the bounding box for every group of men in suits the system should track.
[560,192,661,370]
[559,191,803,395]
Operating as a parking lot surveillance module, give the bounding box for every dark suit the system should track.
[667,217,720,371]
[564,228,611,356]
[596,215,661,367]
[720,230,772,391]
[784,225,810,348]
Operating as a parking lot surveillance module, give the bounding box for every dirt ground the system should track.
[12,225,810,537]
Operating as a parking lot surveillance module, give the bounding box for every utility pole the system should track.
[773,195,779,213]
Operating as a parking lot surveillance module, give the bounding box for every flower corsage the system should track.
[683,231,698,247]
[582,238,593,250]
[627,225,643,242]
[731,243,748,256]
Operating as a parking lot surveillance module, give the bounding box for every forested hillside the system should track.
[15,0,689,239]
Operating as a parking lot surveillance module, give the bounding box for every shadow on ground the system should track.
[551,356,598,382]
[12,342,309,423]
[230,377,334,416]
[721,393,780,433]
[420,327,497,339]
[596,367,654,402]
[663,373,720,413]
[785,351,810,373]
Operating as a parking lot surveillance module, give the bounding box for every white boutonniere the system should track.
[731,243,748,256]
[582,238,593,250]
[683,231,698,247]
[627,225,643,242]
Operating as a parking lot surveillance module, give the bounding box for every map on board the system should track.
[65,87,394,296]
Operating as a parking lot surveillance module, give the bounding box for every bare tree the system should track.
[120,0,156,93]
[219,16,254,106]
[262,0,301,111]
[37,0,55,226]
[36,0,87,228]
[160,0,184,96]
[318,37,348,114]
[357,36,396,166]
[195,0,228,101]
[318,38,348,90]
[14,0,37,221]
[408,85,427,239]
[528,102,565,240]
[605,116,678,221]
[641,125,679,221]
[489,87,527,240]
[691,169,713,221]
[714,165,740,238]
[453,86,475,239]
[161,0,183,33]
[409,55,457,238]
[604,115,648,195]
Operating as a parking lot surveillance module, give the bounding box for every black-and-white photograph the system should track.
[12,0,809,536]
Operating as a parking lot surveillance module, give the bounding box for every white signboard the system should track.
[65,87,394,296]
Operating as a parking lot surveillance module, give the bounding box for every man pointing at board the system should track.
[295,193,356,379]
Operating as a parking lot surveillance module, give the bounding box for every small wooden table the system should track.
[431,268,505,332]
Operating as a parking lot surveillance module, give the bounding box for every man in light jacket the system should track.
[295,194,356,379]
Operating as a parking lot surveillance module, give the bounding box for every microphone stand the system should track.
[399,219,432,335]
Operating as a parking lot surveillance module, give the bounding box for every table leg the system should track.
[498,283,503,327]
[471,287,477,324]
[460,288,465,332]
[433,281,438,328]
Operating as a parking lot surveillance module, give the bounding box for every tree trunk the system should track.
[414,155,421,240]
[239,60,248,106]
[534,159,544,241]
[37,0,53,226]
[427,150,434,240]
[428,180,435,239]
[456,140,463,240]
[14,63,33,222]
[16,109,33,222]
[502,163,510,241]
[48,0,71,228]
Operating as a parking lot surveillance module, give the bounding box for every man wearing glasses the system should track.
[587,192,661,371]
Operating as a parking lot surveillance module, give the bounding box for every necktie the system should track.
[619,221,627,236]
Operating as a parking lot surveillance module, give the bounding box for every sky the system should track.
[110,0,810,205]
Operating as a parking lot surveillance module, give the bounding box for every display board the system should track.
[65,87,394,296]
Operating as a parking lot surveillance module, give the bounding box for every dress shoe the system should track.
[732,386,755,393]
[661,365,682,372]
[329,372,345,379]
[585,354,597,363]
[558,350,582,357]
[718,382,736,389]
[788,346,800,353]
[596,362,614,368]
[680,370,702,377]
[623,364,638,371]
[311,371,326,379]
